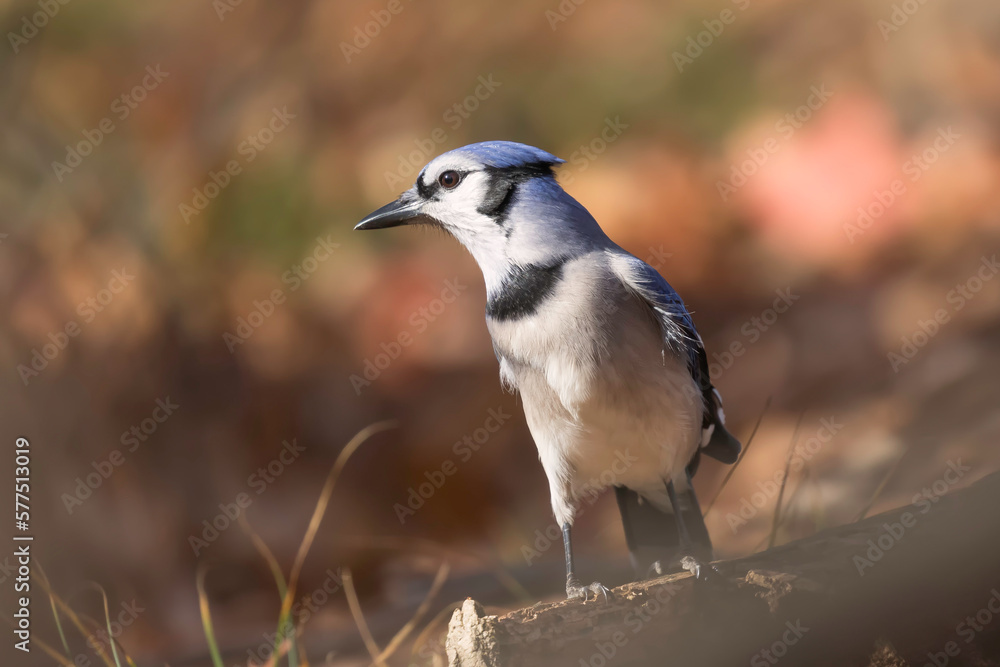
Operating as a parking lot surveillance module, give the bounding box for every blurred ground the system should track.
[0,0,999,664]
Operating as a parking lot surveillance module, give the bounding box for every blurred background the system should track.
[1,0,999,664]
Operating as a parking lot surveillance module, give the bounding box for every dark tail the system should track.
[614,471,713,578]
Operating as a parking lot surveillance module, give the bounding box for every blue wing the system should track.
[610,252,741,465]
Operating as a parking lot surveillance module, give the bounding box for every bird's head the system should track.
[355,141,609,285]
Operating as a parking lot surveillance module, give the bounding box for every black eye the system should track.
[438,170,461,189]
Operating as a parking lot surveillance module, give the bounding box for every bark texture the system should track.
[447,472,1000,667]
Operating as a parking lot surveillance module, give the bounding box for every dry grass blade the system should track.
[374,562,451,664]
[238,515,302,666]
[83,582,124,667]
[33,636,78,666]
[340,535,529,602]
[0,613,76,666]
[278,421,397,631]
[34,560,72,655]
[342,568,385,667]
[410,600,464,664]
[753,464,810,553]
[49,592,71,656]
[854,447,909,522]
[35,574,119,667]
[75,611,141,667]
[239,514,289,596]
[196,564,225,667]
[768,411,805,550]
[260,635,296,667]
[703,395,772,517]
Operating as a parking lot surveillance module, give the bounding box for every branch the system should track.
[447,471,1000,667]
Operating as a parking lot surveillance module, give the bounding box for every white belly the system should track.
[488,259,704,524]
[517,349,702,516]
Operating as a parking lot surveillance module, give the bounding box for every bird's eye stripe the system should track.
[416,174,437,199]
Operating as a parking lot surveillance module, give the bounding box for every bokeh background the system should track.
[2,0,999,664]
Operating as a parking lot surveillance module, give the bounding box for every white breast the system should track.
[488,255,614,412]
[487,254,704,523]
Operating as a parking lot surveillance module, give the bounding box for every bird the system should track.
[355,141,741,600]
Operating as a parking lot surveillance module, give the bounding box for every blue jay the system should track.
[356,141,741,600]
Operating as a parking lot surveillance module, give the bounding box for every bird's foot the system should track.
[646,554,718,581]
[647,560,668,578]
[679,554,719,582]
[566,577,612,602]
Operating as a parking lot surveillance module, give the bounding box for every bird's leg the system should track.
[664,479,715,581]
[562,523,611,602]
[563,523,579,592]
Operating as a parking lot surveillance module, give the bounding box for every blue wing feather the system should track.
[611,252,741,465]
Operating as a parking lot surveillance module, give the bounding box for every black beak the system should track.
[354,193,425,231]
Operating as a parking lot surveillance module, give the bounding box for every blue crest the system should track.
[442,141,565,169]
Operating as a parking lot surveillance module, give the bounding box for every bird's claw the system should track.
[647,561,664,578]
[566,578,612,602]
[680,555,719,582]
